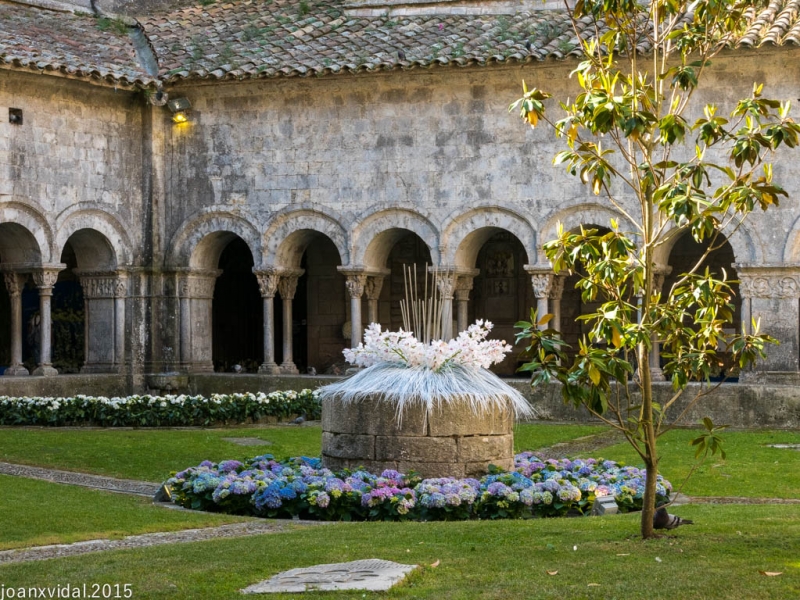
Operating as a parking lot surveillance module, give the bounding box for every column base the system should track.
[3,365,29,377]
[258,362,282,375]
[650,367,665,382]
[279,362,299,375]
[32,364,58,377]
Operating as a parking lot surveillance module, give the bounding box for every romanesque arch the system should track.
[441,206,537,269]
[263,208,348,269]
[0,202,51,264]
[54,208,131,268]
[168,211,262,269]
[351,208,439,269]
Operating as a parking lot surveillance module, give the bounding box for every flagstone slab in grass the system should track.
[241,559,417,594]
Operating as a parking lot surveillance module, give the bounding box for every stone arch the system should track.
[0,202,52,264]
[351,208,439,269]
[55,208,132,268]
[263,209,348,269]
[782,214,800,264]
[442,206,536,268]
[168,212,262,270]
[539,203,638,253]
[654,220,759,267]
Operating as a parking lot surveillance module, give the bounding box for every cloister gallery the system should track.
[2,0,800,393]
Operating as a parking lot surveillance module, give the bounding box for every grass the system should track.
[591,428,800,499]
[0,424,607,482]
[0,475,246,551]
[0,426,323,482]
[0,504,797,599]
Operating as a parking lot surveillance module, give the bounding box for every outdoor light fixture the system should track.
[167,97,192,123]
[591,495,619,516]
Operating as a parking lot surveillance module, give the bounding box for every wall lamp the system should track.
[167,97,192,123]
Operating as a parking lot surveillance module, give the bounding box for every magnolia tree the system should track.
[511,0,800,538]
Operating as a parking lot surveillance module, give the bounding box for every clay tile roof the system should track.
[0,2,157,86]
[139,0,800,83]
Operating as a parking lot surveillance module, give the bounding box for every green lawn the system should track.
[0,504,797,599]
[0,424,607,482]
[592,429,800,499]
[0,475,246,551]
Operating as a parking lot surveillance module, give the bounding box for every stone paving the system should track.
[0,462,160,497]
[0,522,298,565]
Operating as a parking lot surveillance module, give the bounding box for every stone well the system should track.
[321,395,514,478]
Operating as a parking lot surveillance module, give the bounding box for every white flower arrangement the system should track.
[323,319,535,419]
[343,320,512,372]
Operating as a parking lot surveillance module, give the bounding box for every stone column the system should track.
[179,270,220,373]
[648,268,670,382]
[3,272,29,376]
[436,272,456,341]
[114,274,127,372]
[548,274,565,332]
[455,275,475,334]
[528,268,553,330]
[32,268,61,376]
[364,275,385,326]
[737,266,800,379]
[254,270,280,374]
[345,274,367,348]
[278,270,304,374]
[77,271,119,373]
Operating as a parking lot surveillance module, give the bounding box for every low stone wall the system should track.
[321,396,514,478]
[1,373,798,430]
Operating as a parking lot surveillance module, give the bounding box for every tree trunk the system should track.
[639,344,658,539]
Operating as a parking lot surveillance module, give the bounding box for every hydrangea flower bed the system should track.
[167,452,672,521]
[0,390,320,426]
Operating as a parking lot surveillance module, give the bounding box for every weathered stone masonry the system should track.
[3,0,800,396]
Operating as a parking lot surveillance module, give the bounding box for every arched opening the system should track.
[0,222,43,376]
[61,228,119,374]
[559,225,614,364]
[378,231,433,333]
[52,242,84,373]
[662,230,741,379]
[212,237,262,372]
[298,235,346,374]
[470,231,532,376]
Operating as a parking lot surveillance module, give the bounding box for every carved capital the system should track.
[455,275,474,302]
[364,275,385,301]
[75,270,117,299]
[345,274,368,299]
[547,275,565,300]
[115,275,128,298]
[278,270,304,300]
[254,271,280,299]
[3,272,27,297]
[32,268,60,291]
[179,270,221,299]
[436,273,456,300]
[530,272,552,299]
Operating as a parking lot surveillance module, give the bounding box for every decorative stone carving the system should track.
[345,274,368,299]
[547,275,565,300]
[739,271,800,299]
[32,269,59,290]
[278,271,303,300]
[115,276,128,298]
[454,275,474,302]
[78,273,118,299]
[178,270,221,299]
[436,273,456,299]
[364,275,385,301]
[530,272,552,299]
[3,272,26,297]
[254,271,280,299]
